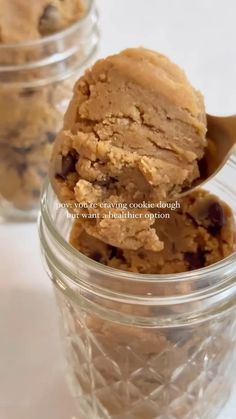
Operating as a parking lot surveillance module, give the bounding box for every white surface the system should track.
[1,1,236,418]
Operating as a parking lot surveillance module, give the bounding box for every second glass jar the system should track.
[0,0,99,221]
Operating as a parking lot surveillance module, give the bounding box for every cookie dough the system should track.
[70,189,235,274]
[0,0,85,43]
[0,80,74,210]
[50,47,207,207]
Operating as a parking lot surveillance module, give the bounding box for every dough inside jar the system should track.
[0,0,86,43]
[69,188,235,274]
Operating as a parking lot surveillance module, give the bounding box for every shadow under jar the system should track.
[39,155,236,419]
[0,0,99,221]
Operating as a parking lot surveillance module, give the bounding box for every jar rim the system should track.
[0,0,94,50]
[40,178,236,285]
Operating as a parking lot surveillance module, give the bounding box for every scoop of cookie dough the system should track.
[69,189,235,274]
[50,47,207,209]
[0,0,85,43]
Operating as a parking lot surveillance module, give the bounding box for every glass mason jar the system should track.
[39,155,236,419]
[0,0,99,222]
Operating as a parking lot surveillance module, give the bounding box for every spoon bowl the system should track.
[179,114,236,197]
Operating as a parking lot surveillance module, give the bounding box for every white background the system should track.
[1,1,236,418]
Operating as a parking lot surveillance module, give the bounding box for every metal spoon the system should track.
[179,114,236,197]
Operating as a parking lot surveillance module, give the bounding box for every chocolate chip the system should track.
[58,153,77,179]
[207,202,225,235]
[37,168,47,178]
[17,162,27,174]
[46,131,56,143]
[110,177,118,183]
[19,88,36,97]
[184,250,206,270]
[32,189,41,198]
[109,246,117,259]
[108,245,126,262]
[116,250,126,262]
[96,179,110,187]
[38,4,59,35]
[165,329,190,344]
[40,4,56,20]
[13,146,32,155]
[92,252,102,262]
[96,177,118,187]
